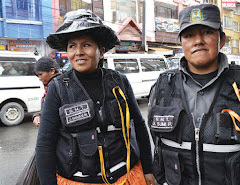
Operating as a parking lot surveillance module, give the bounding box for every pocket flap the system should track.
[59,99,95,128]
[76,130,98,156]
[149,105,182,133]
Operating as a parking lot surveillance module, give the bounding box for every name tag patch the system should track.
[151,115,174,130]
[64,102,91,124]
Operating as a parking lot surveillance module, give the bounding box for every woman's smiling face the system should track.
[67,35,104,74]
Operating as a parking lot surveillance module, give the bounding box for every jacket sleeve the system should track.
[148,83,166,184]
[121,74,153,174]
[35,81,62,185]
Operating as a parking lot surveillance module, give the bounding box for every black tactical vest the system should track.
[54,68,139,183]
[149,65,240,145]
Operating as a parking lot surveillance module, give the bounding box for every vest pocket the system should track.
[76,129,100,176]
[108,99,125,128]
[149,105,183,143]
[149,105,182,133]
[216,106,240,144]
[162,149,181,185]
[56,130,78,177]
[225,151,240,185]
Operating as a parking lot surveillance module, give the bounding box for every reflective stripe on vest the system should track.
[161,138,240,153]
[73,161,126,177]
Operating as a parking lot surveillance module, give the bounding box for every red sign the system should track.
[61,52,68,58]
[222,0,236,8]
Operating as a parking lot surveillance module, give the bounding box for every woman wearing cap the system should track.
[32,56,61,127]
[36,9,155,185]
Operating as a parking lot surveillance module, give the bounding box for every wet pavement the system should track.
[0,114,38,185]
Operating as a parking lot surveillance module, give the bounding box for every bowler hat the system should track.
[46,9,120,52]
[178,4,221,36]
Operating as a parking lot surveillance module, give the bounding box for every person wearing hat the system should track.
[32,56,61,127]
[36,9,155,185]
[148,4,240,185]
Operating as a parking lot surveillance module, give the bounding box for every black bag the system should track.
[16,152,40,185]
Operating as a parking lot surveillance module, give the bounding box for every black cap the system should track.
[46,9,120,52]
[178,4,221,36]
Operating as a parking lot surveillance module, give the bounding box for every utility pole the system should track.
[142,0,147,52]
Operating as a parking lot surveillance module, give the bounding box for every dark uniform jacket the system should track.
[148,53,240,185]
[36,68,153,185]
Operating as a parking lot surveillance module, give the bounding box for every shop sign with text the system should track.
[8,40,41,52]
[222,0,236,8]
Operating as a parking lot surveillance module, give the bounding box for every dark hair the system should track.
[219,27,225,38]
[34,56,59,74]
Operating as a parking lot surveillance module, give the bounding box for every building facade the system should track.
[1,0,239,57]
[0,0,56,56]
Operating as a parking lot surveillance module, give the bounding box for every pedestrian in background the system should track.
[148,4,240,185]
[36,9,155,185]
[32,56,61,127]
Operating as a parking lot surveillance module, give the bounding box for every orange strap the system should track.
[222,109,240,132]
[222,82,240,132]
[233,82,240,102]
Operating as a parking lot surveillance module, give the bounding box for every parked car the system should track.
[103,53,169,99]
[0,51,44,126]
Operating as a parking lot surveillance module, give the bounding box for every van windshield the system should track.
[140,58,167,72]
[0,57,37,76]
[113,59,139,73]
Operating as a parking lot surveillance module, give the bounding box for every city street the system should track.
[0,98,152,185]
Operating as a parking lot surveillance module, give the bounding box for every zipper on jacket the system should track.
[191,113,204,185]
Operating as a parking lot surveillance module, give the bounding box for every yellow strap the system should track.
[222,109,240,132]
[98,146,111,184]
[233,82,240,102]
[98,86,131,185]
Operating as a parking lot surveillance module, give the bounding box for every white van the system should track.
[0,51,44,126]
[103,53,169,99]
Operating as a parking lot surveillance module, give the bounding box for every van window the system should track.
[0,57,36,76]
[140,58,167,72]
[113,59,139,73]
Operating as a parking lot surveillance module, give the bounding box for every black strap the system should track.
[155,69,178,106]
[54,78,61,105]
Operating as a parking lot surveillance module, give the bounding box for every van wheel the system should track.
[0,102,24,126]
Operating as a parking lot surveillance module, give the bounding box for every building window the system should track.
[204,0,217,5]
[111,0,143,23]
[155,2,177,19]
[235,4,240,14]
[233,21,238,31]
[0,0,2,18]
[223,16,233,29]
[238,22,240,32]
[71,0,92,11]
[6,0,40,21]
[232,39,239,48]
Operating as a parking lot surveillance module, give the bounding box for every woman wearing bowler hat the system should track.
[35,9,155,185]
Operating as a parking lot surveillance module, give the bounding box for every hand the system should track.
[144,173,156,185]
[33,116,40,127]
